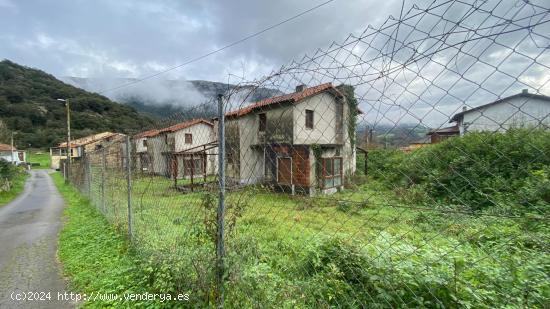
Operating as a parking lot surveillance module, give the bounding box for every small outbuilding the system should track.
[0,143,26,165]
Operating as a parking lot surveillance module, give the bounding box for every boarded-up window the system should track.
[259,113,267,132]
[322,157,343,188]
[185,133,192,144]
[277,157,292,185]
[305,109,314,129]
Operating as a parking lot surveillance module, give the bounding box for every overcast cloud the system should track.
[1,0,549,128]
[0,0,399,84]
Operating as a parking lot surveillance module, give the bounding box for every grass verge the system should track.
[27,151,51,169]
[53,173,188,308]
[0,171,28,207]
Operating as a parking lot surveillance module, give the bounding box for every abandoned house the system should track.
[450,89,550,134]
[50,132,125,170]
[224,83,360,195]
[146,119,217,179]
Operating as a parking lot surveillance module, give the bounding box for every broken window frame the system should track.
[321,157,343,188]
[305,109,314,129]
[185,133,193,144]
[259,113,267,132]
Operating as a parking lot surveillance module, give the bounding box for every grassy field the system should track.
[53,173,191,308]
[64,164,549,308]
[27,150,51,169]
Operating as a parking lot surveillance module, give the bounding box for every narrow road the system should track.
[0,170,74,309]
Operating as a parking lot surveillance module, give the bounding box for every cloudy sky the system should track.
[1,0,549,127]
[0,0,402,83]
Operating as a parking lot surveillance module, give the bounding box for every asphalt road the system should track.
[0,170,74,309]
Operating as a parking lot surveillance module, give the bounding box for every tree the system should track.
[0,119,10,144]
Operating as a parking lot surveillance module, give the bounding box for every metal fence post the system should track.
[125,136,133,241]
[101,147,106,214]
[216,94,226,307]
[87,155,92,196]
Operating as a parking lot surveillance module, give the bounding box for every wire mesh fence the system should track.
[68,0,549,307]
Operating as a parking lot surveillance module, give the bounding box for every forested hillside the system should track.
[0,60,153,148]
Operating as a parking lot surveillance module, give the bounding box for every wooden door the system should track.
[277,157,292,185]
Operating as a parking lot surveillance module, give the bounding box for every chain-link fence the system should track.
[68,0,549,307]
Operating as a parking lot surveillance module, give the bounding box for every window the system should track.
[142,139,147,147]
[259,113,267,132]
[184,157,204,176]
[305,109,314,129]
[322,157,343,188]
[185,133,193,144]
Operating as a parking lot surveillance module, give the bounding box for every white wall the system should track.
[173,123,217,178]
[460,97,550,134]
[174,123,215,152]
[237,114,265,184]
[294,92,339,145]
[135,137,147,153]
[0,151,25,164]
[147,134,170,176]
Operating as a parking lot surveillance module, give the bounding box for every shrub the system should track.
[368,129,550,213]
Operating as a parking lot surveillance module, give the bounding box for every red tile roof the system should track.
[225,83,344,118]
[135,129,160,138]
[158,119,214,134]
[58,132,124,147]
[0,143,15,151]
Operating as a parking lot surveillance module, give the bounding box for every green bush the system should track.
[0,159,19,181]
[368,129,550,213]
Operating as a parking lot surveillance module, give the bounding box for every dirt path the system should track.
[0,170,74,309]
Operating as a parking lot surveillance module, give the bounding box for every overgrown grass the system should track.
[27,151,51,169]
[368,129,550,213]
[66,163,549,308]
[0,163,27,207]
[53,173,191,308]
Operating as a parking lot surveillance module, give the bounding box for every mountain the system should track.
[61,77,284,118]
[357,122,431,147]
[0,60,154,149]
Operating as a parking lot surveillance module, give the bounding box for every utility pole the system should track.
[58,99,71,184]
[216,94,226,308]
[10,132,14,165]
[125,135,133,241]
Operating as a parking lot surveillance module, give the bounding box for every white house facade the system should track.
[145,119,217,179]
[0,144,26,165]
[451,90,550,134]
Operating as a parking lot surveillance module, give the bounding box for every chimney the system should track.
[462,106,468,112]
[295,84,306,92]
[522,89,528,94]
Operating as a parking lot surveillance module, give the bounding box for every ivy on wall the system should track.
[337,84,359,150]
[311,143,322,189]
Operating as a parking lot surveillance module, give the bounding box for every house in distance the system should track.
[50,132,125,170]
[419,89,550,147]
[144,119,217,179]
[451,89,550,134]
[0,143,26,165]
